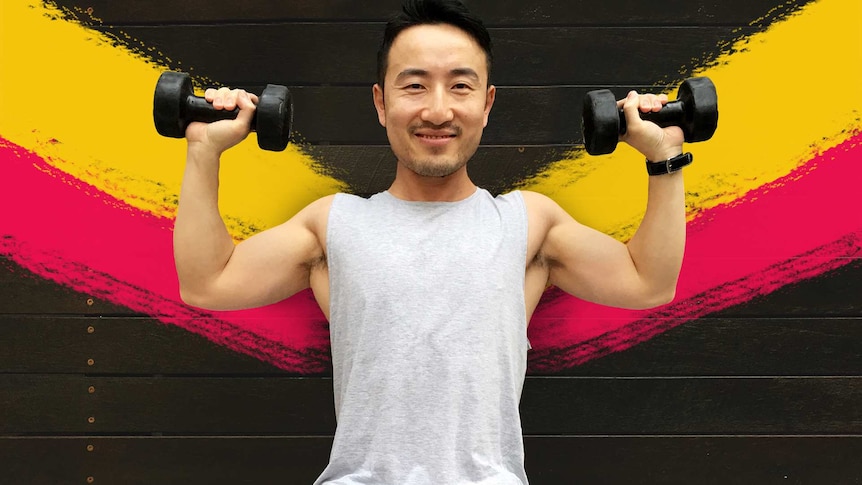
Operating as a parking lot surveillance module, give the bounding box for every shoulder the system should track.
[302,193,338,219]
[518,189,554,206]
[289,193,337,239]
[518,190,584,252]
[518,190,567,223]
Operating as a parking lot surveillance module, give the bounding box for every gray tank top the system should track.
[314,188,530,484]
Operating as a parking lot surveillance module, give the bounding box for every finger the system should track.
[220,89,242,111]
[615,94,627,110]
[210,87,232,110]
[234,90,257,125]
[648,93,669,111]
[639,93,663,112]
[621,90,643,131]
[235,90,257,110]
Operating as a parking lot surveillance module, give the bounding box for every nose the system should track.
[420,87,454,125]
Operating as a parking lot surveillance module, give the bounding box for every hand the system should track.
[185,87,260,155]
[617,91,685,162]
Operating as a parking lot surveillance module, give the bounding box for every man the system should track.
[173,0,687,483]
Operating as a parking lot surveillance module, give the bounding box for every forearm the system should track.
[625,169,686,305]
[173,144,235,302]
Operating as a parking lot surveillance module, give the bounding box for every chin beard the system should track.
[405,157,468,178]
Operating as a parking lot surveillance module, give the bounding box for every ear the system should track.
[373,83,386,127]
[483,85,496,128]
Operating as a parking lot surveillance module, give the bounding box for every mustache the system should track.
[409,122,462,136]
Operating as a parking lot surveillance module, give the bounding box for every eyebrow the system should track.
[394,68,480,83]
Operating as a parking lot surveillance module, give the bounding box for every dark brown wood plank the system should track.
[3,435,859,484]
[520,376,862,435]
[0,256,133,315]
[0,375,337,434]
[711,258,862,318]
[0,316,282,375]
[0,375,90,433]
[524,435,862,484]
[4,315,862,377]
[87,24,756,86]
[555,317,862,377]
[1,437,90,485]
[53,0,811,26]
[1,436,332,485]
[4,375,862,434]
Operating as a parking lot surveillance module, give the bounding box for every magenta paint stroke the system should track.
[0,138,330,374]
[527,131,862,370]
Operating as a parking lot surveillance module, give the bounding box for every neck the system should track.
[387,162,477,202]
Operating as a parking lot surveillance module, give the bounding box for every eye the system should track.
[406,83,424,90]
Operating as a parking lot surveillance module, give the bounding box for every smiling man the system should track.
[173,0,687,483]
[372,22,495,190]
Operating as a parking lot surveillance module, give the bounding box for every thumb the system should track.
[234,90,258,127]
[620,90,642,134]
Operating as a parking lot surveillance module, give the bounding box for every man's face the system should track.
[373,23,496,178]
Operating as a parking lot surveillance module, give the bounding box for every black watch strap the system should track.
[645,152,693,176]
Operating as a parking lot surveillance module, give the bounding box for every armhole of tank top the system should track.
[325,193,347,320]
[510,190,532,351]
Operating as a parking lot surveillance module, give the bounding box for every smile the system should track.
[415,133,456,146]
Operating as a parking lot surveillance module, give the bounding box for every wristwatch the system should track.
[645,152,693,176]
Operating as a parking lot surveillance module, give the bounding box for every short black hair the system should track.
[376,0,493,88]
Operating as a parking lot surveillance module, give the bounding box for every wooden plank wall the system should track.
[2,0,861,483]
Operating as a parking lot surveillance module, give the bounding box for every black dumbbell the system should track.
[153,71,293,151]
[581,77,718,156]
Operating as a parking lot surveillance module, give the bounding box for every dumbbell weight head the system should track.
[674,77,718,143]
[581,77,719,155]
[153,71,195,139]
[256,84,293,152]
[153,71,293,151]
[581,88,620,156]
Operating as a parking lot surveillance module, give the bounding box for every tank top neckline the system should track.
[378,187,482,207]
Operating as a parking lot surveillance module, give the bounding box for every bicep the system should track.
[542,210,647,309]
[203,198,330,310]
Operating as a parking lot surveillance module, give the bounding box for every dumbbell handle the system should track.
[617,100,684,135]
[183,95,259,130]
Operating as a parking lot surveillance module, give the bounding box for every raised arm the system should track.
[173,87,329,310]
[528,90,686,310]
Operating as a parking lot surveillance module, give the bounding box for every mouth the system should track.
[414,132,457,146]
[416,133,455,139]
